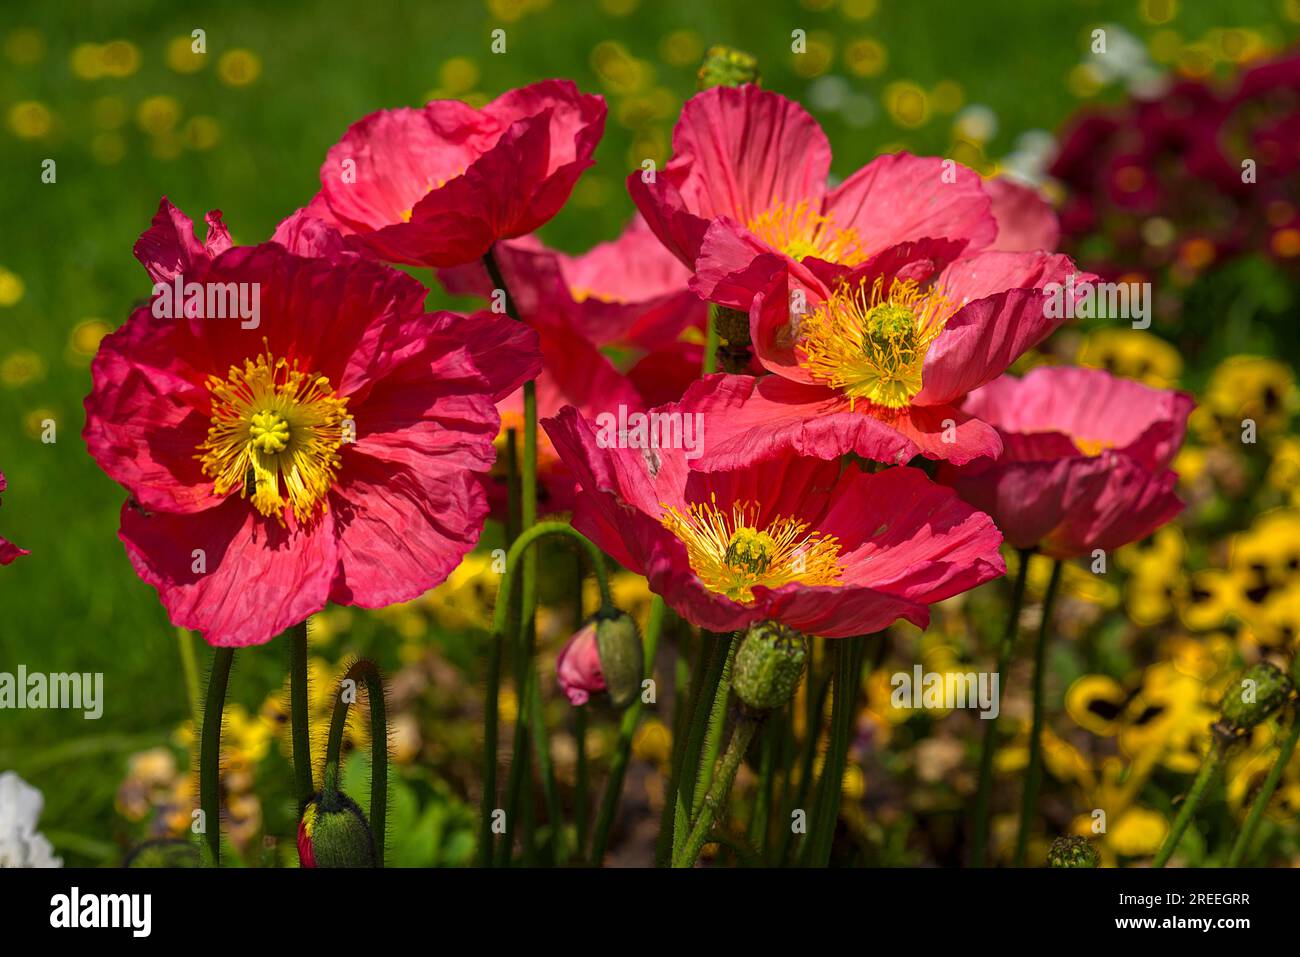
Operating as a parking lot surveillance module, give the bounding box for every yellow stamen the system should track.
[197,346,350,524]
[798,275,951,411]
[748,199,867,266]
[660,495,843,603]
[1073,437,1113,457]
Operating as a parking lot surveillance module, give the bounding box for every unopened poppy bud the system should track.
[298,770,375,868]
[557,611,643,709]
[596,610,644,709]
[1047,835,1099,868]
[731,621,807,713]
[1218,662,1293,735]
[697,45,760,90]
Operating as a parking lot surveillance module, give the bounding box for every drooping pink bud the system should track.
[556,621,606,706]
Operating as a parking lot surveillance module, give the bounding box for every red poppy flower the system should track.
[629,85,997,309]
[937,366,1193,558]
[439,215,709,513]
[303,80,606,268]
[84,222,539,647]
[0,470,27,565]
[543,405,1004,637]
[683,243,1088,469]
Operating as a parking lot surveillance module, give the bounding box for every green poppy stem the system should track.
[971,548,1033,867]
[691,633,739,818]
[175,628,200,726]
[1154,743,1225,867]
[289,620,313,806]
[1014,558,1063,867]
[802,636,865,867]
[703,303,720,374]
[672,632,732,858]
[199,647,234,866]
[590,594,666,864]
[655,635,706,866]
[323,658,387,866]
[483,521,613,865]
[1228,710,1300,866]
[674,711,760,867]
[777,667,831,866]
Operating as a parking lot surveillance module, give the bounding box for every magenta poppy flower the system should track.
[439,214,706,354]
[937,366,1193,559]
[682,242,1088,469]
[556,620,606,706]
[84,237,540,647]
[984,177,1060,253]
[439,215,709,513]
[543,405,1004,637]
[302,80,605,268]
[628,85,997,309]
[0,470,27,565]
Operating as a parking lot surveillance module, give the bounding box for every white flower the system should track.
[0,771,62,867]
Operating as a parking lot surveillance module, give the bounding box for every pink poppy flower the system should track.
[0,470,27,565]
[135,195,360,284]
[302,80,605,268]
[984,177,1060,253]
[543,405,1004,637]
[628,85,997,310]
[84,238,540,647]
[439,214,706,353]
[439,215,709,513]
[937,366,1193,559]
[556,621,606,706]
[683,242,1089,469]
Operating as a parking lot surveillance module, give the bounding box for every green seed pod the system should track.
[595,610,644,710]
[298,768,375,868]
[1218,661,1293,734]
[1047,835,1100,868]
[731,622,807,713]
[697,45,760,91]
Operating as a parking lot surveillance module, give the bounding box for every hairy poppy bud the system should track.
[1047,835,1099,868]
[1217,662,1293,737]
[697,45,760,91]
[596,610,643,709]
[298,769,375,868]
[732,621,807,713]
[557,611,643,709]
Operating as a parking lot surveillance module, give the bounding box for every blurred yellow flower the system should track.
[1066,675,1126,736]
[136,95,181,134]
[1108,807,1168,857]
[8,100,52,139]
[439,57,479,96]
[1077,328,1182,388]
[659,30,703,67]
[166,35,206,73]
[183,116,222,151]
[1,350,46,388]
[217,48,261,87]
[4,27,45,66]
[91,132,127,165]
[0,267,25,306]
[884,80,930,129]
[844,37,887,77]
[791,32,835,80]
[68,319,111,358]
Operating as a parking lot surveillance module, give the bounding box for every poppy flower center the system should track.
[798,276,951,410]
[197,348,350,524]
[748,200,867,266]
[660,496,843,604]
